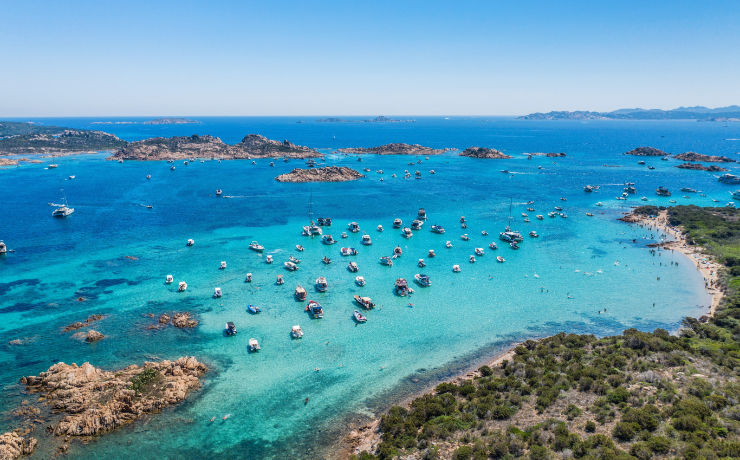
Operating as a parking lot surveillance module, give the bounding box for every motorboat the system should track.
[146,174,151,180]
[648,166,656,170]
[249,241,265,252]
[308,222,323,236]
[445,241,452,248]
[248,338,261,352]
[186,239,195,246]
[527,207,535,212]
[624,186,637,194]
[322,256,332,264]
[341,232,348,239]
[732,190,740,201]
[431,224,445,234]
[460,234,469,241]
[353,310,367,323]
[401,227,413,238]
[474,247,484,256]
[289,255,301,264]
[284,261,298,271]
[429,169,436,174]
[266,255,273,264]
[170,165,176,171]
[595,202,603,206]
[295,285,307,300]
[276,275,285,285]
[586,212,594,217]
[165,274,174,284]
[523,218,530,223]
[394,278,410,296]
[219,261,227,269]
[414,273,431,287]
[548,212,557,218]
[340,247,358,256]
[296,244,304,252]
[322,235,336,245]
[637,160,645,165]
[348,222,361,233]
[583,185,597,192]
[656,186,671,196]
[178,281,188,292]
[291,325,304,339]
[355,276,366,286]
[354,295,375,309]
[245,273,252,283]
[536,215,544,220]
[489,242,498,250]
[305,300,324,318]
[225,322,237,336]
[247,304,261,314]
[497,256,505,263]
[213,287,222,298]
[529,231,539,238]
[68,175,75,180]
[469,255,476,263]
[418,258,426,267]
[452,264,461,273]
[361,234,372,245]
[393,246,402,257]
[315,276,328,292]
[460,216,466,223]
[377,225,384,232]
[216,189,223,196]
[417,208,427,220]
[347,261,359,272]
[392,218,402,228]
[380,256,393,266]
[410,219,424,230]
[554,206,563,211]
[415,171,422,179]
[481,230,488,236]
[48,164,58,169]
[719,174,740,184]
[521,213,528,218]
[428,249,436,257]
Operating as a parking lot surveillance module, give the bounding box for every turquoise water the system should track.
[1,117,738,458]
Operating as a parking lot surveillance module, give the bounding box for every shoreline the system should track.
[336,207,723,458]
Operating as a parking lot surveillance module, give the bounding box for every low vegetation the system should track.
[355,206,740,459]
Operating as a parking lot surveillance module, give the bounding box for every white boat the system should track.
[474,248,484,256]
[165,274,173,284]
[213,287,222,298]
[428,249,436,257]
[481,230,488,236]
[431,224,445,234]
[315,276,328,292]
[216,189,223,196]
[225,322,237,336]
[347,261,359,272]
[295,285,307,300]
[377,225,384,232]
[284,261,298,271]
[445,241,452,248]
[266,255,273,264]
[341,232,348,239]
[245,273,252,283]
[348,222,361,233]
[469,255,476,263]
[248,338,261,352]
[401,227,413,238]
[489,242,498,250]
[410,219,424,230]
[595,202,603,206]
[361,234,372,245]
[497,256,505,263]
[393,246,402,257]
[291,325,304,339]
[249,241,265,252]
[529,231,539,238]
[353,310,367,323]
[178,281,187,291]
[414,273,431,287]
[355,276,366,286]
[392,218,402,228]
[296,244,304,251]
[379,256,393,266]
[354,295,375,309]
[146,174,151,180]
[418,258,426,267]
[461,234,469,241]
[276,275,285,285]
[536,215,544,220]
[452,264,461,272]
[340,247,358,256]
[186,239,195,246]
[417,208,427,220]
[68,175,75,180]
[322,234,336,245]
[48,164,58,169]
[51,192,74,217]
[219,261,227,269]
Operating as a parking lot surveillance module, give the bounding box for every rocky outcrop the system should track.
[624,146,667,156]
[337,143,447,156]
[525,152,566,157]
[84,330,104,343]
[171,313,198,328]
[111,134,320,160]
[459,147,512,159]
[672,151,735,163]
[676,163,728,172]
[20,357,207,437]
[275,166,365,183]
[62,314,105,332]
[0,432,37,459]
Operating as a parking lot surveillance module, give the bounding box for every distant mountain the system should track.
[519,106,740,120]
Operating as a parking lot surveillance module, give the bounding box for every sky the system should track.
[1,0,739,116]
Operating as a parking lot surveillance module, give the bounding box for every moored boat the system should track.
[392,218,402,228]
[315,276,328,292]
[348,222,361,233]
[225,322,237,336]
[247,304,261,314]
[165,274,174,284]
[213,287,222,298]
[529,231,539,238]
[474,247,484,256]
[354,295,375,309]
[431,224,445,234]
[340,247,358,256]
[266,255,273,264]
[445,241,452,248]
[394,278,410,296]
[355,276,366,286]
[497,256,505,263]
[296,244,304,251]
[377,225,384,232]
[418,258,426,267]
[245,273,252,282]
[353,310,367,323]
[410,219,423,230]
[219,261,227,269]
[361,234,372,245]
[347,261,359,272]
[295,285,307,300]
[291,325,304,339]
[284,261,298,271]
[428,249,436,257]
[719,174,740,184]
[322,256,332,264]
[461,234,470,241]
[249,241,265,252]
[452,264,461,272]
[469,255,476,263]
[178,281,188,291]
[322,234,336,245]
[417,208,427,220]
[248,338,261,352]
[656,186,671,196]
[401,227,413,238]
[276,275,285,285]
[510,242,519,249]
[414,273,431,287]
[186,239,195,246]
[305,300,324,318]
[380,256,393,266]
[489,242,498,250]
[393,246,402,257]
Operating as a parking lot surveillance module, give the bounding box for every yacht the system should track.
[284,261,298,271]
[732,190,740,200]
[428,249,436,258]
[536,215,544,220]
[641,196,648,201]
[461,234,470,241]
[322,234,336,245]
[51,192,74,217]
[216,189,223,196]
[341,232,348,239]
[219,261,227,269]
[393,246,403,257]
[361,234,372,245]
[291,325,304,339]
[719,174,740,184]
[414,273,431,287]
[296,244,304,252]
[656,186,671,196]
[295,285,307,301]
[354,295,375,310]
[417,208,427,220]
[165,274,173,284]
[276,275,285,285]
[489,242,498,250]
[347,261,359,272]
[481,230,488,236]
[289,255,301,264]
[499,228,523,243]
[410,219,424,230]
[146,174,151,180]
[305,300,324,318]
[474,247,484,256]
[247,304,261,314]
[266,255,273,264]
[48,164,58,169]
[529,231,539,238]
[315,277,328,292]
[460,216,466,224]
[624,186,636,194]
[245,273,252,283]
[213,287,222,298]
[431,224,445,234]
[348,222,361,233]
[394,278,410,296]
[322,256,332,264]
[355,276,366,286]
[595,202,603,207]
[341,247,358,256]
[380,256,393,266]
[401,227,413,238]
[469,255,476,263]
[497,256,505,263]
[418,258,426,267]
[452,264,461,273]
[353,310,367,323]
[248,338,261,352]
[445,241,452,248]
[186,239,195,247]
[225,322,237,336]
[178,281,188,292]
[510,242,520,249]
[377,225,384,232]
[392,218,402,228]
[249,241,265,252]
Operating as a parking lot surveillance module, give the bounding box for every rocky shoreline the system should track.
[337,143,448,156]
[672,151,735,163]
[624,146,667,156]
[459,147,512,159]
[675,162,728,172]
[275,166,364,183]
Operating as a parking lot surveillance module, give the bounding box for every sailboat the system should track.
[51,189,74,217]
[302,191,322,236]
[499,198,523,243]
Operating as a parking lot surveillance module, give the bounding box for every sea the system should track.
[1,116,738,458]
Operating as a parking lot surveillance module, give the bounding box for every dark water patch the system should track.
[0,301,46,314]
[94,278,133,288]
[0,278,40,296]
[587,246,608,257]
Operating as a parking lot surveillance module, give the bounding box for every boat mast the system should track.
[506,197,512,231]
[308,190,314,224]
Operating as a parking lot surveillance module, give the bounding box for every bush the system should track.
[130,368,159,393]
[648,435,671,454]
[612,421,636,441]
[452,445,473,460]
[585,421,596,433]
[606,386,630,405]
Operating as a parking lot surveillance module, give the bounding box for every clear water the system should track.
[1,117,738,458]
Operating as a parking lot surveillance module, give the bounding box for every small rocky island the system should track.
[337,143,447,156]
[525,152,566,157]
[673,151,735,163]
[676,162,728,172]
[459,147,512,159]
[624,146,667,156]
[275,166,364,182]
[111,134,321,160]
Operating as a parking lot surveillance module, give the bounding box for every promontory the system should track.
[110,134,321,160]
[0,121,126,156]
[460,147,512,159]
[337,143,447,156]
[275,166,364,182]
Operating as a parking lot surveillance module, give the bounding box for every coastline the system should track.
[336,207,723,458]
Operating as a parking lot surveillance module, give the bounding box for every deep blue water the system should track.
[1,117,738,458]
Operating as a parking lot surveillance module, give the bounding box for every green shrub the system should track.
[612,421,636,441]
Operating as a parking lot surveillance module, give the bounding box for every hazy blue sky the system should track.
[1,1,739,116]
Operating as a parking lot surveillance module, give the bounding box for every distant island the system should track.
[315,116,415,123]
[459,146,512,159]
[92,118,200,125]
[275,166,364,182]
[0,121,125,155]
[337,143,448,156]
[519,105,740,121]
[624,146,736,163]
